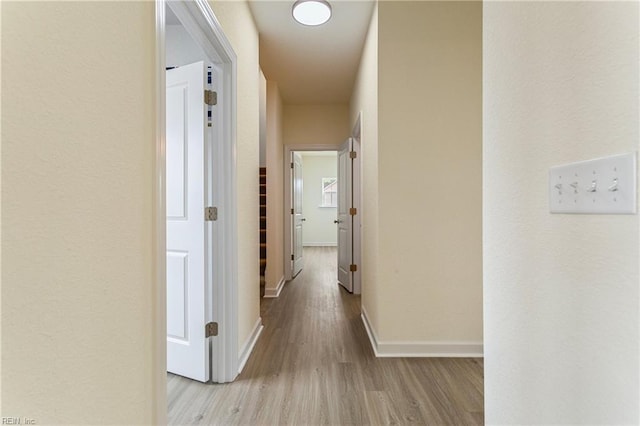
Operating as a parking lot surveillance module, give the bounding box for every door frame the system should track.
[155,0,238,415]
[283,144,340,281]
[337,138,354,292]
[351,113,362,294]
[291,152,305,278]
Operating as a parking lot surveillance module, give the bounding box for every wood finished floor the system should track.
[168,246,484,425]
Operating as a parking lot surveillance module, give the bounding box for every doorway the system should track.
[156,0,239,398]
[299,151,340,249]
[291,150,339,279]
[284,142,361,294]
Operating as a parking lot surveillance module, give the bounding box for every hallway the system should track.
[168,247,484,425]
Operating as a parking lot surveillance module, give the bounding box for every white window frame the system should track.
[320,177,338,208]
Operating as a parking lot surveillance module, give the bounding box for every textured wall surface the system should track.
[283,104,350,147]
[375,1,483,345]
[210,0,261,350]
[349,4,379,332]
[2,2,157,423]
[266,81,284,291]
[259,70,267,167]
[484,2,639,423]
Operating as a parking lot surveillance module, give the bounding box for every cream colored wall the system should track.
[259,69,267,167]
[375,1,483,343]
[349,4,379,332]
[1,2,157,423]
[484,2,639,423]
[209,0,261,350]
[283,104,350,147]
[265,81,284,291]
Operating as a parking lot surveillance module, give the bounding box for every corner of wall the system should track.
[349,1,379,337]
[375,0,482,344]
[266,80,285,292]
[209,0,261,353]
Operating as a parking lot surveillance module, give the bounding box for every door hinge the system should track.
[204,90,218,106]
[350,151,357,159]
[205,206,218,221]
[205,322,218,337]
[291,208,294,214]
[349,207,357,216]
[291,254,295,261]
[350,264,358,272]
[291,162,294,169]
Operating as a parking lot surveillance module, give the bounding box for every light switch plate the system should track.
[549,152,637,214]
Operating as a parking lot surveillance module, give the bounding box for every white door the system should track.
[166,61,209,382]
[292,152,304,277]
[337,138,353,292]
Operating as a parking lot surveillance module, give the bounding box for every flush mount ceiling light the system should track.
[292,0,332,26]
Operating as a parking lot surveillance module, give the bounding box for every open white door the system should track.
[337,138,353,292]
[166,61,209,382]
[292,152,304,277]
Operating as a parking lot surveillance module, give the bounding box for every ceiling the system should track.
[249,0,375,104]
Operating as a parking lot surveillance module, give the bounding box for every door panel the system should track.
[166,83,187,219]
[337,139,353,292]
[292,152,304,277]
[166,61,209,382]
[166,251,189,340]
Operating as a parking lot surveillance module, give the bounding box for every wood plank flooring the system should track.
[168,246,484,425]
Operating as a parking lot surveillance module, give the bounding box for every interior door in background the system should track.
[166,61,210,382]
[337,138,353,292]
[292,152,304,277]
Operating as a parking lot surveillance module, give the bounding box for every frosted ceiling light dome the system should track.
[292,0,332,26]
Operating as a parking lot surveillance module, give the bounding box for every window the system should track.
[321,177,337,207]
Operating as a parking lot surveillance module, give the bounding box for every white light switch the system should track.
[549,152,637,214]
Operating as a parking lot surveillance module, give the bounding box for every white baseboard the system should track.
[263,276,285,298]
[302,242,337,247]
[361,306,483,358]
[238,317,263,374]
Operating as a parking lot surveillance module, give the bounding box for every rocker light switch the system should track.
[549,152,637,214]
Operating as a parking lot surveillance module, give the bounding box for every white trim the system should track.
[303,242,337,247]
[361,307,483,358]
[360,306,378,355]
[238,317,264,374]
[284,144,340,281]
[173,0,236,64]
[351,113,362,295]
[157,0,238,397]
[153,2,167,424]
[263,276,286,298]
